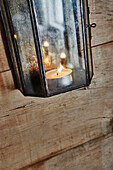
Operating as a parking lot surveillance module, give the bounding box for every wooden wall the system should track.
[0,0,113,169]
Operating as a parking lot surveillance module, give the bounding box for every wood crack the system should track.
[0,144,13,151]
[92,41,113,49]
[8,101,35,112]
[78,85,113,91]
[0,69,11,73]
[88,117,113,121]
[19,133,113,170]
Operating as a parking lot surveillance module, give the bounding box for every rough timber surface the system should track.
[0,43,113,169]
[0,18,10,72]
[89,0,113,46]
[0,0,113,169]
[26,134,113,170]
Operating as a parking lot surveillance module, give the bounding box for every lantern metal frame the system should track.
[0,0,95,97]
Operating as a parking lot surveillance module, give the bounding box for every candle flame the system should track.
[43,41,49,47]
[60,52,66,59]
[14,34,17,39]
[57,64,64,75]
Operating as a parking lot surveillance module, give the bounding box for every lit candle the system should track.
[60,52,66,67]
[43,41,49,48]
[43,41,51,66]
[60,52,66,59]
[46,64,72,89]
[14,34,17,39]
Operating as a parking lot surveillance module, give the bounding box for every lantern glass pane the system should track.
[33,0,87,94]
[6,0,43,96]
[0,1,23,91]
[1,0,93,96]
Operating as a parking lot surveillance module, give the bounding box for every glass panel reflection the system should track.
[34,0,86,94]
[6,0,43,96]
[1,0,93,97]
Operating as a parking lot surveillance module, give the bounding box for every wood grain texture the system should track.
[0,20,10,72]
[26,134,113,170]
[0,42,113,116]
[0,43,113,169]
[0,86,113,170]
[0,70,15,96]
[90,42,113,89]
[0,0,113,169]
[89,0,113,46]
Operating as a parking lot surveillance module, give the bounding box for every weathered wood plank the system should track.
[0,0,113,169]
[0,70,15,96]
[0,86,113,170]
[0,42,113,169]
[0,17,10,72]
[0,32,10,73]
[0,43,113,169]
[90,42,113,89]
[0,42,113,116]
[89,0,113,46]
[26,134,113,170]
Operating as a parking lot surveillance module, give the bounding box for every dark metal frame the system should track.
[0,0,26,94]
[0,0,94,97]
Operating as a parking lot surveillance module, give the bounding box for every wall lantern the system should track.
[0,0,96,97]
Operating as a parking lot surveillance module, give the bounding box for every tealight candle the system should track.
[46,65,72,89]
[43,41,51,66]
